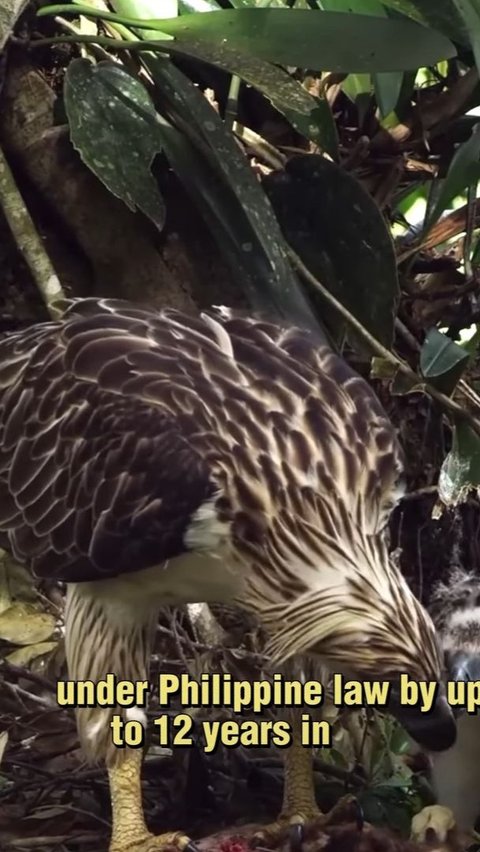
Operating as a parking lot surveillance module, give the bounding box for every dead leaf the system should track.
[0,603,55,645]
[0,0,28,52]
[6,641,58,666]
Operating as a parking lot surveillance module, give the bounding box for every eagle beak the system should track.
[388,687,456,752]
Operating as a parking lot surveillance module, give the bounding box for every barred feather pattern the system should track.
[64,582,156,764]
[0,298,444,761]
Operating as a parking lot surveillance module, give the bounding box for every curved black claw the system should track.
[289,823,304,852]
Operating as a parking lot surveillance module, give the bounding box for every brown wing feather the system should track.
[0,320,215,581]
[0,298,403,583]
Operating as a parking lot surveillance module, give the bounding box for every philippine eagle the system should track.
[0,299,455,852]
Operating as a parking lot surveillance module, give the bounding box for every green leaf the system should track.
[85,0,326,326]
[342,73,372,100]
[389,723,413,756]
[380,0,469,44]
[143,56,321,330]
[64,58,166,229]
[114,0,339,159]
[425,124,480,234]
[0,603,56,645]
[157,37,338,155]
[6,641,58,666]
[420,327,469,393]
[374,72,404,117]
[179,0,220,10]
[320,0,385,10]
[391,371,425,395]
[40,6,457,72]
[439,419,480,506]
[112,0,178,17]
[342,73,373,126]
[452,0,480,75]
[322,0,405,116]
[135,0,178,16]
[264,155,399,346]
[379,0,425,21]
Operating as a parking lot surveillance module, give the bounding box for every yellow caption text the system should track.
[55,672,480,751]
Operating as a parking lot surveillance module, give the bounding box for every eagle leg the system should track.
[253,711,361,850]
[64,582,198,852]
[253,711,321,849]
[109,750,197,852]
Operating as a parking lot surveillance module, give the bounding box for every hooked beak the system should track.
[388,685,456,752]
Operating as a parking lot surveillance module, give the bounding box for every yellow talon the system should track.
[108,750,196,852]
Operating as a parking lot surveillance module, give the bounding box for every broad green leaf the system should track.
[105,0,178,16]
[143,56,322,330]
[264,155,399,346]
[420,327,469,393]
[439,419,480,506]
[0,603,55,645]
[104,0,327,328]
[343,73,372,100]
[389,724,412,756]
[452,0,480,74]
[135,0,178,16]
[64,59,166,229]
[380,0,469,43]
[425,124,480,233]
[40,6,457,72]
[391,371,425,394]
[6,641,58,666]
[106,0,178,14]
[320,0,384,10]
[342,73,373,126]
[379,0,424,21]
[114,0,338,157]
[374,72,404,117]
[179,0,220,9]
[158,38,338,155]
[379,69,416,135]
[322,0,404,116]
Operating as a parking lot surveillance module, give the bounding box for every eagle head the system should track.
[238,520,456,752]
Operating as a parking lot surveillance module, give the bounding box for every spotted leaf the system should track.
[64,58,165,230]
